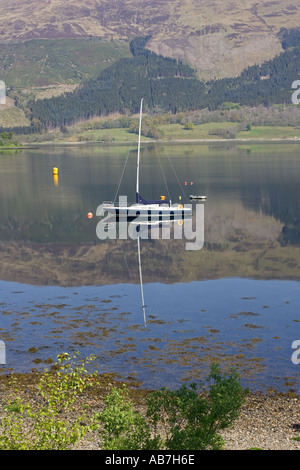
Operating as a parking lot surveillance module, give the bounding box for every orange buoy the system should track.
[87,212,93,219]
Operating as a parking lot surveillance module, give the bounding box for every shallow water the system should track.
[0,142,299,392]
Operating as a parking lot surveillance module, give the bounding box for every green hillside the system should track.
[0,37,131,90]
[0,37,131,127]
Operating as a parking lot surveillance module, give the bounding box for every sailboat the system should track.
[100,98,192,221]
[190,194,207,200]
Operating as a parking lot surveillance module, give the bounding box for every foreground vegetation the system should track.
[0,353,249,450]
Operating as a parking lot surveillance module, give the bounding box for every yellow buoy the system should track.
[53,167,58,175]
[160,195,166,200]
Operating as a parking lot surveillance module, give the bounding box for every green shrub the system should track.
[183,122,195,130]
[97,384,160,450]
[0,131,18,147]
[98,364,248,450]
[146,364,248,450]
[0,352,97,450]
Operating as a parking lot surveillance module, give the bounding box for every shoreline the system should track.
[0,371,299,450]
[3,136,300,150]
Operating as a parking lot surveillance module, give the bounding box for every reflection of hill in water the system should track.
[1,143,300,285]
[1,200,299,286]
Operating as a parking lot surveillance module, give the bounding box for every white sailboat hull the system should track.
[99,203,192,220]
[190,195,207,200]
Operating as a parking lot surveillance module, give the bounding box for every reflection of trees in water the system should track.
[204,200,282,250]
[239,174,300,246]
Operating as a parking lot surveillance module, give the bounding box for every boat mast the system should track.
[136,98,143,202]
[135,99,146,325]
[137,236,146,326]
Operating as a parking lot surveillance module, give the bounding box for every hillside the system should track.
[11,35,299,130]
[0,0,300,79]
[0,38,131,90]
[0,97,30,127]
[1,2,300,130]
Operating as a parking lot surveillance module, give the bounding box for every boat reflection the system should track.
[100,215,194,326]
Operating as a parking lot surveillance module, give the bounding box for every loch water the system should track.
[0,141,299,392]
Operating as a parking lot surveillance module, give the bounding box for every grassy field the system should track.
[160,122,241,140]
[64,127,148,143]
[160,123,300,141]
[55,121,300,144]
[237,126,300,140]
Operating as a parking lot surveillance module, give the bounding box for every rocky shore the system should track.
[0,373,299,450]
[220,392,300,450]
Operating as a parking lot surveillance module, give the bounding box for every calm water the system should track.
[0,141,299,392]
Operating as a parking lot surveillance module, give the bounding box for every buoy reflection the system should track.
[53,174,59,187]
